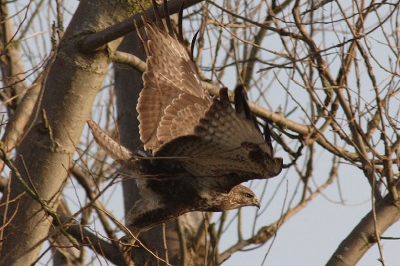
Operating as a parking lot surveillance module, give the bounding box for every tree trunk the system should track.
[0,1,146,264]
[326,191,400,266]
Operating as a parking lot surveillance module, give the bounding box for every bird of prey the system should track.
[88,0,282,235]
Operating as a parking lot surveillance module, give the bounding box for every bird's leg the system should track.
[119,228,142,259]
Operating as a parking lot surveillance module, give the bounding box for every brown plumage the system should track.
[88,0,282,235]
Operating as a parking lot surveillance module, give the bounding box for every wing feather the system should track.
[154,88,283,191]
[137,20,211,152]
[157,93,209,145]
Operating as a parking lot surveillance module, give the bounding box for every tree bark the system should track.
[326,192,400,266]
[0,0,27,114]
[0,1,146,264]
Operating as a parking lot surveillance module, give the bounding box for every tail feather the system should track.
[87,118,133,161]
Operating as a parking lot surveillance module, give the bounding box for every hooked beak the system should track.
[254,198,261,209]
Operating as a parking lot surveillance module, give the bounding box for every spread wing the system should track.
[137,15,211,152]
[155,86,283,192]
[137,0,282,193]
[88,0,283,234]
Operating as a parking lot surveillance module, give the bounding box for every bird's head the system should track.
[222,185,260,210]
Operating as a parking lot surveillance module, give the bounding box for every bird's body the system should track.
[88,118,261,232]
[88,0,282,235]
[125,157,260,231]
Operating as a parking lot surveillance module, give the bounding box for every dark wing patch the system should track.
[154,88,282,192]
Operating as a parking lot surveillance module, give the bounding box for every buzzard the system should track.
[88,0,282,236]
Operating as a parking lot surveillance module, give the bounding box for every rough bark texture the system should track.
[0,1,148,265]
[0,0,26,113]
[326,192,400,266]
[0,0,38,174]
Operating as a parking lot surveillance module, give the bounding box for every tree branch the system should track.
[80,0,204,53]
[326,187,400,266]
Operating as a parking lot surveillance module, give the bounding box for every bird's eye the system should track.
[244,193,253,198]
